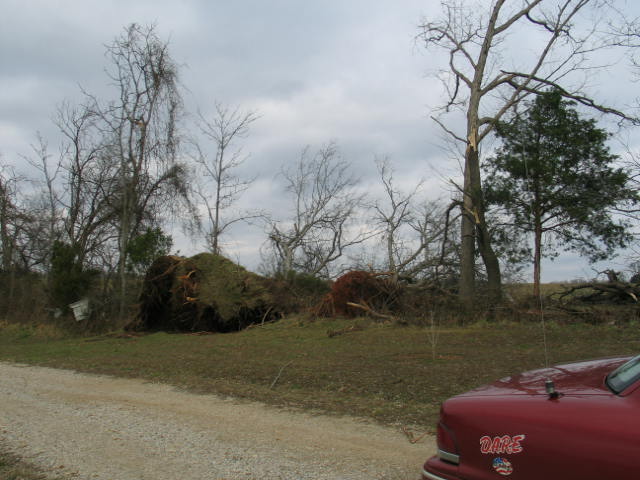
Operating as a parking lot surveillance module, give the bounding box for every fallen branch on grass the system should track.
[326,324,365,338]
[270,360,293,389]
[260,306,274,326]
[245,320,277,330]
[346,301,396,321]
[401,426,429,444]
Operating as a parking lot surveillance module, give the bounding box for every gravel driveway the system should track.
[0,363,433,479]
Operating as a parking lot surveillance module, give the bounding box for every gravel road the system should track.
[0,363,433,480]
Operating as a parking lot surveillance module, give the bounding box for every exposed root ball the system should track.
[126,253,279,332]
[317,271,399,318]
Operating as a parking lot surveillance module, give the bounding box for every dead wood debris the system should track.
[316,270,401,318]
[552,280,640,304]
[326,323,365,338]
[345,301,396,321]
[401,426,429,444]
[269,360,293,389]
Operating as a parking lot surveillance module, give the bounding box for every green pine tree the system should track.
[484,89,638,297]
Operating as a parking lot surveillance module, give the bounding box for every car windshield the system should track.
[606,355,640,394]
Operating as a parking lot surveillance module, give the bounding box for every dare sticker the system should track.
[480,434,526,454]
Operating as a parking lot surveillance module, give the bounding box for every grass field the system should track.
[1,316,639,430]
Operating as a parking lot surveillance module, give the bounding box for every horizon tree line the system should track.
[2,4,640,320]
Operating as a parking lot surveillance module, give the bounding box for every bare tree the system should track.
[55,101,118,269]
[0,158,64,274]
[22,134,63,271]
[0,162,39,318]
[371,157,422,280]
[407,200,461,282]
[19,127,116,311]
[193,102,259,254]
[267,143,368,278]
[0,163,24,272]
[370,157,460,283]
[419,0,637,303]
[92,23,190,317]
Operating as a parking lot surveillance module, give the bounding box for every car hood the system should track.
[458,357,631,397]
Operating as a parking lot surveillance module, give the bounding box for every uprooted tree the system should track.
[317,270,402,319]
[126,253,280,332]
[552,270,640,304]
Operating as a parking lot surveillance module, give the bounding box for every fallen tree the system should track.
[551,272,640,304]
[316,271,402,318]
[126,253,280,332]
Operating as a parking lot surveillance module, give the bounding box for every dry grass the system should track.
[1,315,638,430]
[504,282,575,300]
[0,321,68,341]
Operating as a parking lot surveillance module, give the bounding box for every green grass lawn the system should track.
[1,317,639,429]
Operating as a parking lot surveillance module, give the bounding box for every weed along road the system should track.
[0,363,432,480]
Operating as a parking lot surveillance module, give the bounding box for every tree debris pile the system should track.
[552,280,640,305]
[316,271,401,318]
[126,253,279,332]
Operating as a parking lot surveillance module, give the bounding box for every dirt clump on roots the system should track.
[316,271,400,318]
[126,253,280,333]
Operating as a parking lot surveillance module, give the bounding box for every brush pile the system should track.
[553,281,640,304]
[126,253,279,332]
[549,269,640,305]
[316,270,401,319]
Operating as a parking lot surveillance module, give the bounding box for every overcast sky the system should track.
[2,0,639,281]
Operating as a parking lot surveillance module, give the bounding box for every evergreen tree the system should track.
[484,90,637,297]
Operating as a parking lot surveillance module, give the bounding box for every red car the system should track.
[421,355,640,479]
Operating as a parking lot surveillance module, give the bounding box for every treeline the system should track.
[4,0,640,328]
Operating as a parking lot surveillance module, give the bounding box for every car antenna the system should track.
[522,142,550,369]
[539,295,550,368]
[545,378,560,399]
